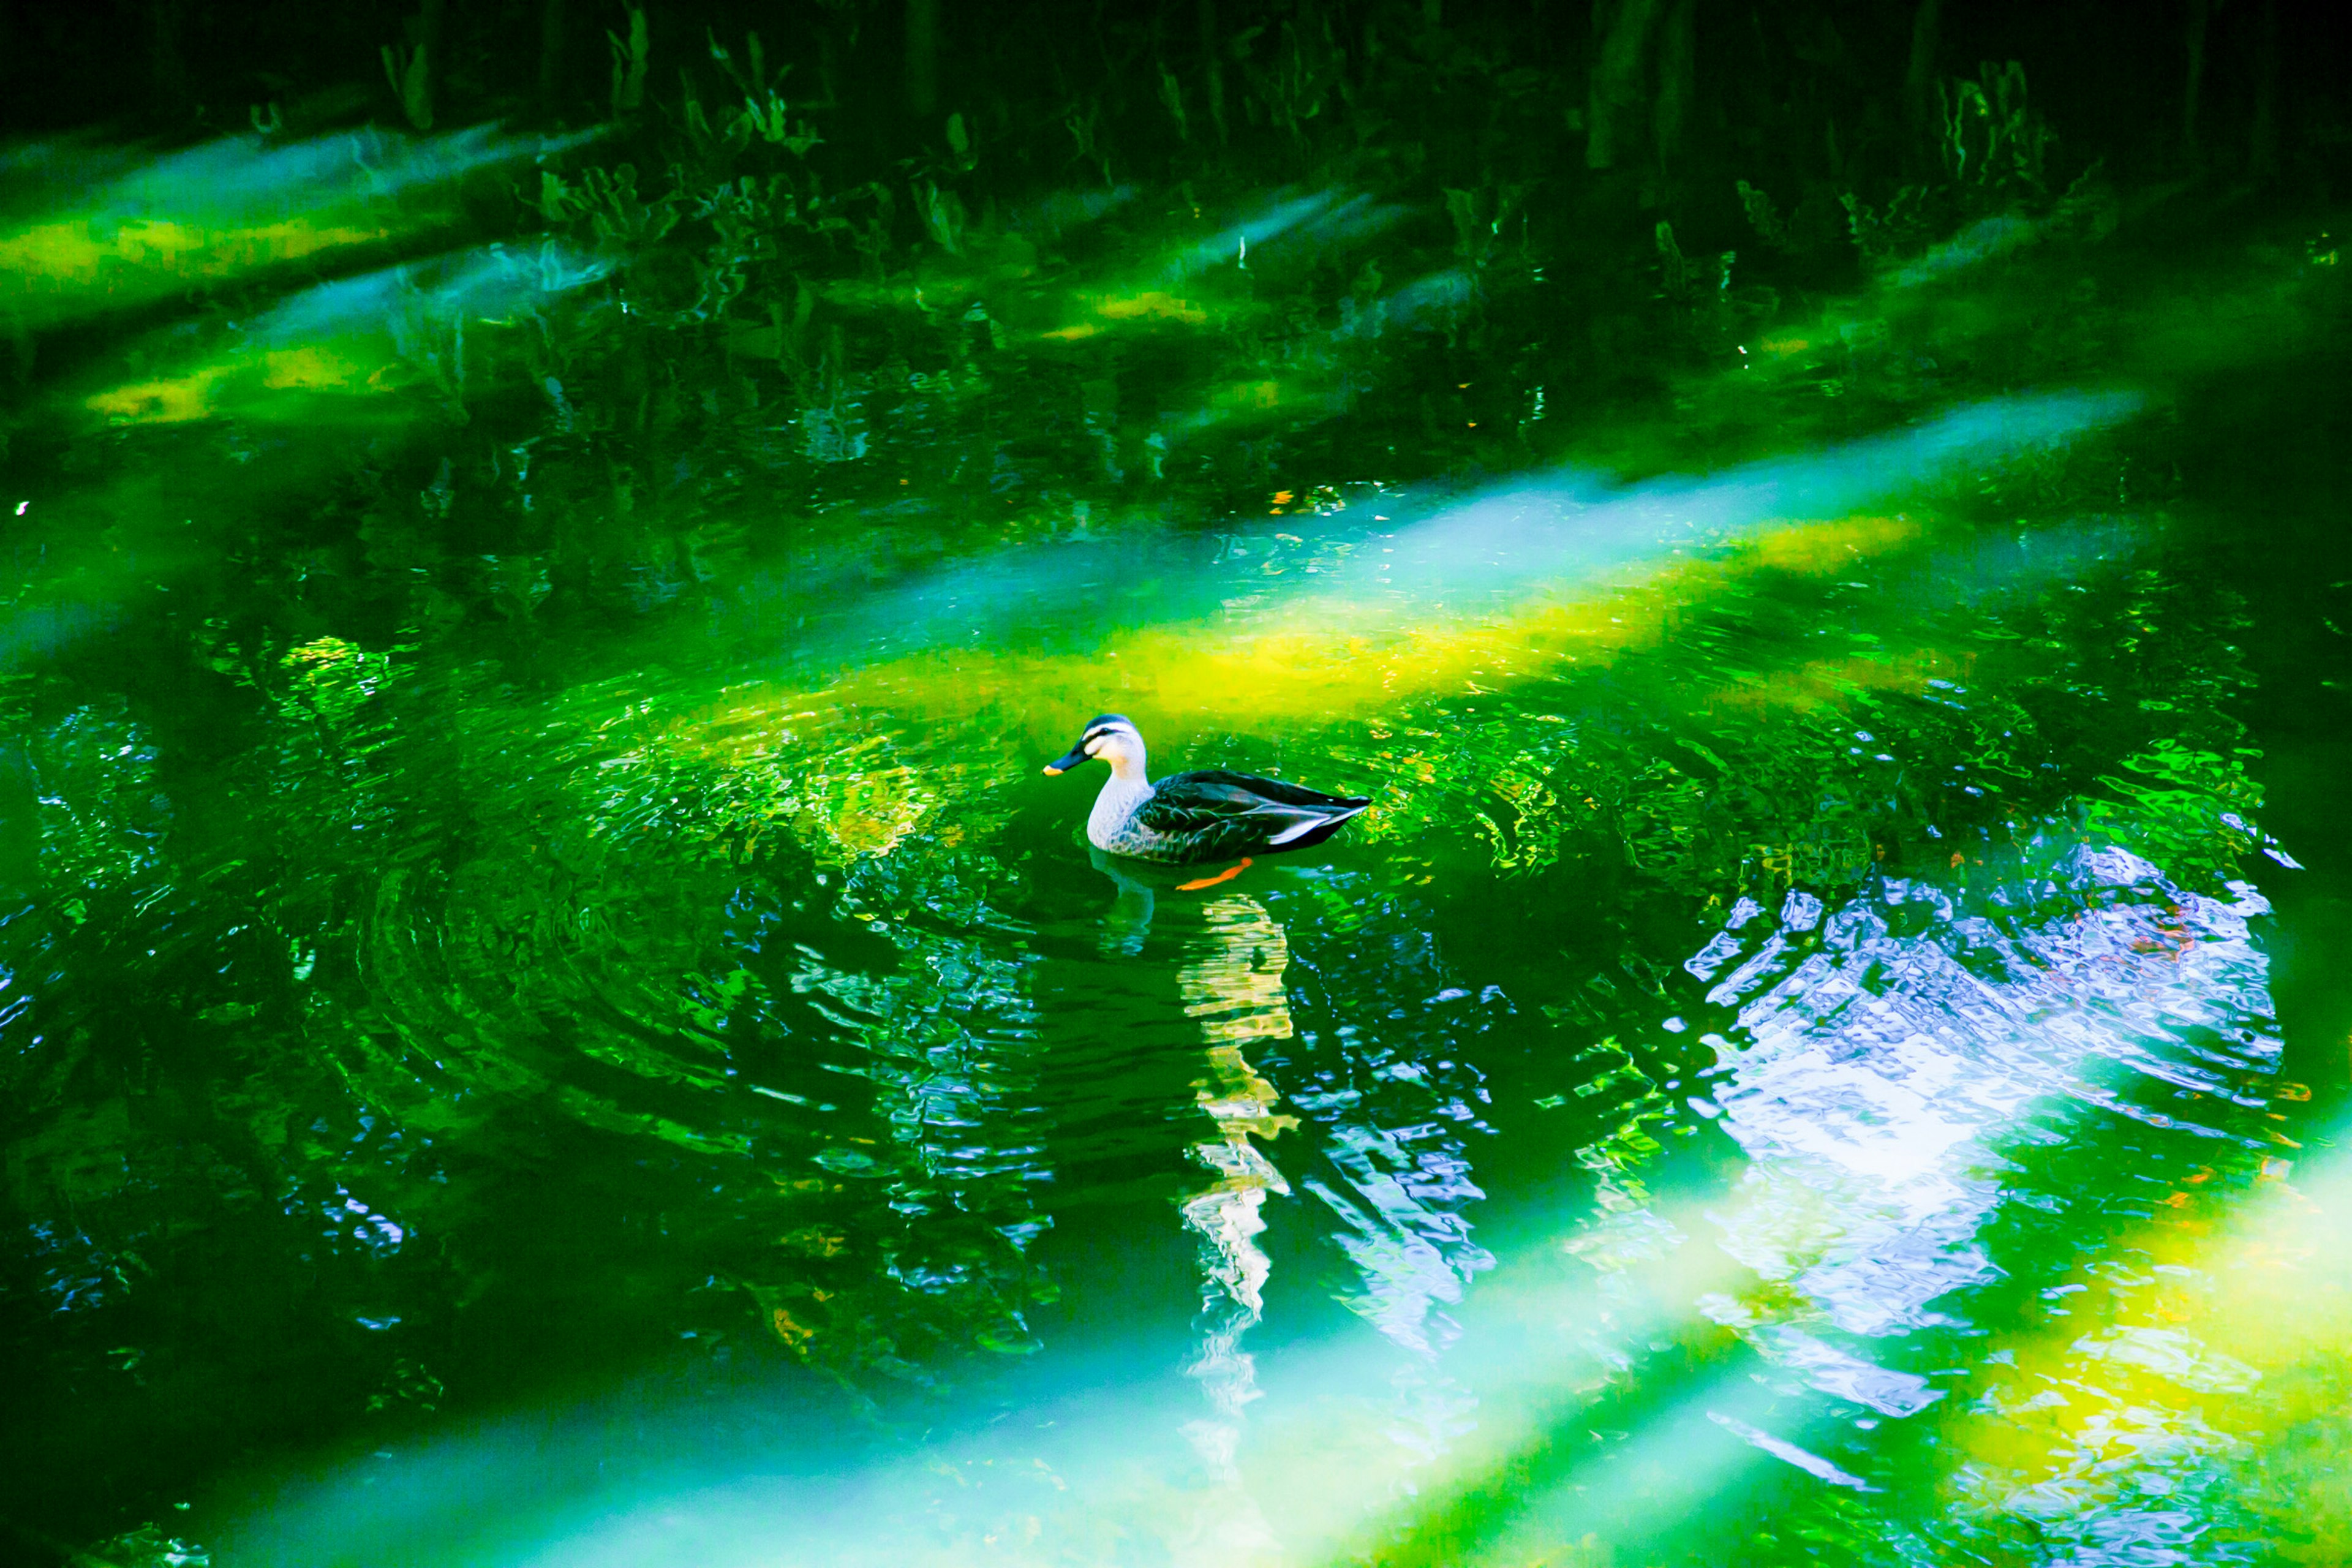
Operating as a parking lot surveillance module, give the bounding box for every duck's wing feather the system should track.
[1139,770,1370,860]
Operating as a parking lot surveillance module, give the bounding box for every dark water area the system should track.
[6,5,2352,1566]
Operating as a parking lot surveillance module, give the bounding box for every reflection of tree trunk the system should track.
[1905,0,1942,170]
[1651,0,1697,187]
[2182,0,2209,167]
[905,0,938,118]
[1586,0,1661,172]
[2250,0,2280,181]
[1199,0,1227,144]
[420,0,445,119]
[149,0,189,115]
[386,0,446,131]
[538,0,565,118]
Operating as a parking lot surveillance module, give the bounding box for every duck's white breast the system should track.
[1087,776,1156,850]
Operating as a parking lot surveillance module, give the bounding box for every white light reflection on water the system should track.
[1173,892,1295,1561]
[211,822,2294,1568]
[1153,872,1507,1548]
[202,382,2260,1567]
[1668,842,2280,1523]
[1698,843,2275,1335]
[792,388,2145,676]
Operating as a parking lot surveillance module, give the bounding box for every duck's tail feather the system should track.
[1264,798,1371,846]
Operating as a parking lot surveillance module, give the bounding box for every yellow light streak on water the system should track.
[661,512,1923,791]
[561,511,1930,869]
[83,363,235,425]
[0,216,389,290]
[1,127,594,334]
[1920,1137,2352,1555]
[1041,290,1215,340]
[84,344,392,425]
[0,217,398,339]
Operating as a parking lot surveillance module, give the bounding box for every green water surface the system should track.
[4,130,2351,1568]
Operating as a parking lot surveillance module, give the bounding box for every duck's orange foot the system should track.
[1177,856,1253,892]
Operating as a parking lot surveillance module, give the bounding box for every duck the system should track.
[1043,714,1371,865]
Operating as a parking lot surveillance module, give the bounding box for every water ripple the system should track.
[1697,840,2278,1405]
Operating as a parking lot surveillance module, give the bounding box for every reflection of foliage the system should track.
[2,481,2268,1535]
[1853,61,2048,265]
[67,1522,211,1568]
[2,10,2332,1564]
[0,655,1051,1497]
[2082,739,2264,890]
[772,838,1058,1364]
[14,697,164,906]
[1337,527,2263,918]
[1938,62,2056,195]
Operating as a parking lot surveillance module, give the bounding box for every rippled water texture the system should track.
[4,131,2351,1568]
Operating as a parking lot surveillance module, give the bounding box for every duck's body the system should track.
[1045,715,1371,864]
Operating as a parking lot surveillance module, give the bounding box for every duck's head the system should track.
[1044,714,1146,779]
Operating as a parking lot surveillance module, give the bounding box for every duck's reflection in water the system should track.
[1088,848,1506,1498]
[1079,846,1304,1553]
[1170,890,1299,1561]
[1086,843,1163,954]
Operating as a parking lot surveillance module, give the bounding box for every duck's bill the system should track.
[1042,744,1090,776]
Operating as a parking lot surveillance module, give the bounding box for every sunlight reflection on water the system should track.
[1687,844,2278,1473]
[9,117,2350,1568]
